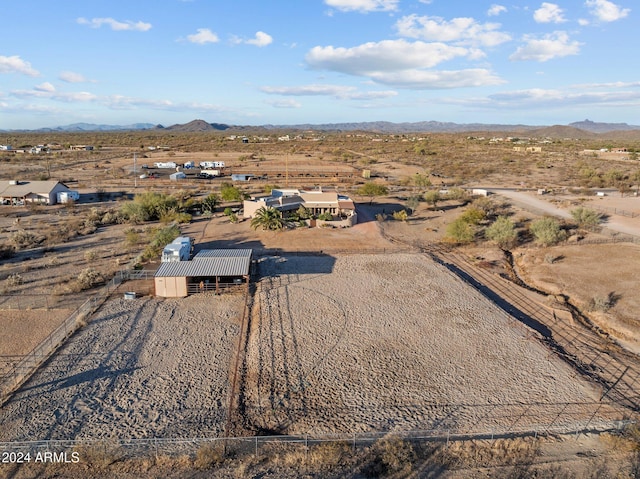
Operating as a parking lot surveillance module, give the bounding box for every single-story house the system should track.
[0,180,73,206]
[243,188,356,221]
[154,249,252,298]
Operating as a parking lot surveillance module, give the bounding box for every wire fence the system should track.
[420,244,640,414]
[0,420,633,464]
[0,257,147,406]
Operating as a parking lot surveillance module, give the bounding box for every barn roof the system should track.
[155,249,252,278]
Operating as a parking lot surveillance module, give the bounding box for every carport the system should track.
[154,249,252,298]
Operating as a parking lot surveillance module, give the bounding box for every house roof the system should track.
[0,181,66,198]
[156,249,252,278]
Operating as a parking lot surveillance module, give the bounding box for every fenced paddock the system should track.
[0,276,124,406]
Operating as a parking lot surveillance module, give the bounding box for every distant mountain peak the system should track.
[569,119,640,133]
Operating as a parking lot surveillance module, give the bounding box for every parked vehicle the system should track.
[198,170,220,178]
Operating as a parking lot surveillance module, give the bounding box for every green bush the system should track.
[485,216,518,249]
[445,217,476,244]
[529,217,566,246]
[570,207,602,230]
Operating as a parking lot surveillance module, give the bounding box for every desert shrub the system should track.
[84,250,99,262]
[423,190,441,210]
[6,273,23,287]
[223,207,234,217]
[194,444,224,470]
[228,213,238,223]
[392,209,408,221]
[446,187,468,201]
[11,229,43,249]
[358,182,389,204]
[76,268,104,290]
[459,207,485,225]
[317,212,333,221]
[445,217,476,244]
[570,206,602,230]
[120,191,179,223]
[124,228,142,246]
[361,436,415,477]
[406,195,421,214]
[485,216,518,249]
[587,293,618,312]
[221,183,245,202]
[375,213,386,222]
[160,211,192,224]
[529,217,566,246]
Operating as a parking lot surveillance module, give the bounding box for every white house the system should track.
[0,180,73,205]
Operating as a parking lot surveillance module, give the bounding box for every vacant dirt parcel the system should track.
[241,253,610,436]
[0,294,243,441]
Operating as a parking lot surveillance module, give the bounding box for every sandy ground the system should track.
[243,253,605,436]
[0,294,243,441]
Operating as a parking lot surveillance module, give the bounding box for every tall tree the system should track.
[250,207,284,231]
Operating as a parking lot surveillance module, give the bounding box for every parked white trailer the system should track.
[154,161,177,169]
[198,170,220,178]
[56,190,80,203]
[199,161,225,169]
[172,236,194,253]
[161,236,193,263]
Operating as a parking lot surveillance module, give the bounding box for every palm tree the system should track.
[250,206,284,231]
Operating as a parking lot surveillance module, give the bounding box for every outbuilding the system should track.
[154,249,252,298]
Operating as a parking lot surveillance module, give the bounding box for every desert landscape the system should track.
[1,128,640,477]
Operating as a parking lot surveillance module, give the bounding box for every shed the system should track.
[170,172,187,181]
[154,249,252,298]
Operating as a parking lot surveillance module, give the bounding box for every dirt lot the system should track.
[242,253,609,436]
[0,293,243,441]
[515,243,640,354]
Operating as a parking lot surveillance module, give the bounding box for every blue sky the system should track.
[0,0,636,129]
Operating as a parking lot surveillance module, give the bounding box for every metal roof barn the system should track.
[154,249,252,298]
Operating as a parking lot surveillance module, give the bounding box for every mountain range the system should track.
[3,118,639,135]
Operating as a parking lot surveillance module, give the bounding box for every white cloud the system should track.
[306,39,474,74]
[266,99,302,109]
[0,55,39,77]
[305,39,505,89]
[12,87,97,103]
[488,4,507,16]
[368,69,505,89]
[59,71,91,83]
[324,0,399,13]
[245,31,273,47]
[186,28,220,44]
[77,17,152,32]
[395,14,511,47]
[488,87,640,108]
[534,3,567,23]
[261,84,398,100]
[34,82,56,93]
[510,31,581,62]
[585,0,630,22]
